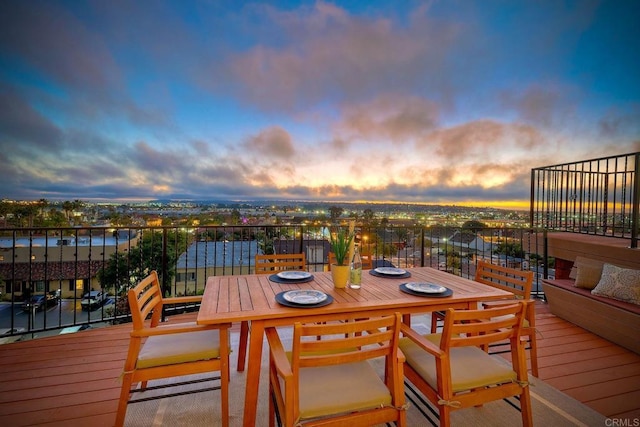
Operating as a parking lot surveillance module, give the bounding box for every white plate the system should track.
[374,267,407,276]
[283,290,327,305]
[277,271,312,280]
[405,282,446,294]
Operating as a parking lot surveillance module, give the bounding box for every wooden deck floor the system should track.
[531,302,640,421]
[1,300,639,426]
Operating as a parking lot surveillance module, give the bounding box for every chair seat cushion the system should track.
[488,314,530,328]
[399,335,516,392]
[137,328,221,369]
[298,360,391,419]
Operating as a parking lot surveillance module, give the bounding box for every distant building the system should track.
[174,240,260,295]
[446,231,495,256]
[145,217,163,227]
[0,232,138,299]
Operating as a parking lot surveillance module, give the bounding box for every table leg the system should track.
[242,319,265,427]
[402,313,411,326]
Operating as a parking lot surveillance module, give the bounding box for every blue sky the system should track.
[1,0,638,209]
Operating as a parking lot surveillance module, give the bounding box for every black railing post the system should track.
[420,227,425,267]
[530,169,536,229]
[632,153,639,248]
[161,228,169,321]
[297,226,304,255]
[542,229,548,280]
[542,228,549,302]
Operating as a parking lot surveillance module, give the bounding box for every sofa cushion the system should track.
[574,257,605,290]
[591,264,640,305]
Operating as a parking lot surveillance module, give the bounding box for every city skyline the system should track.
[1,1,639,210]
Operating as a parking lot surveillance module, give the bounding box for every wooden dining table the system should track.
[197,266,514,427]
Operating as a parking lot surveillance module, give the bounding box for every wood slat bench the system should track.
[542,278,640,354]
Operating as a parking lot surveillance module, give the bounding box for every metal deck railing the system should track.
[0,224,546,337]
[530,152,639,248]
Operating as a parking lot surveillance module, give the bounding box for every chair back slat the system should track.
[441,302,526,349]
[128,271,163,330]
[255,253,307,274]
[475,260,533,298]
[293,314,401,369]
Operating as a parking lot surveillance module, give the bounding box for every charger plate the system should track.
[399,283,453,298]
[275,291,334,308]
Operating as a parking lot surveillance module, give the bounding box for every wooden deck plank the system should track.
[618,408,640,421]
[537,335,615,357]
[2,400,118,427]
[1,386,120,415]
[1,366,123,392]
[564,375,640,403]
[535,331,604,348]
[1,360,124,384]
[540,353,640,379]
[544,364,640,389]
[585,390,640,418]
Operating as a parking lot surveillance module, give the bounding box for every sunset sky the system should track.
[1,0,639,209]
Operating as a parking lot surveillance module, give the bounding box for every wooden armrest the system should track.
[163,295,203,304]
[400,323,444,357]
[482,299,519,309]
[396,347,406,364]
[265,327,293,378]
[131,322,230,337]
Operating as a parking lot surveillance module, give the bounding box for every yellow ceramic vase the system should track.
[331,265,350,289]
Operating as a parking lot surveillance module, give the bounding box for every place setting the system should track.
[275,289,334,308]
[399,282,453,298]
[268,270,315,284]
[369,267,412,279]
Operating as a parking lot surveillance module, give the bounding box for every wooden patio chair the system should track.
[115,271,230,427]
[265,313,407,427]
[401,302,533,427]
[255,252,307,274]
[327,250,373,270]
[237,253,308,371]
[430,260,539,377]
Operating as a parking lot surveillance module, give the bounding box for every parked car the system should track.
[59,324,92,334]
[22,294,58,312]
[80,290,107,310]
[0,327,26,336]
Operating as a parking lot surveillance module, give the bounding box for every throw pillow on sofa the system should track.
[591,264,640,305]
[574,257,605,290]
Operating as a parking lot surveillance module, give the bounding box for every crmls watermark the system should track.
[605,418,640,427]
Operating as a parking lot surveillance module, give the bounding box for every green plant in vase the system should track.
[329,227,354,266]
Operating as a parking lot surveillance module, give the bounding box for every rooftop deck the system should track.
[1,300,639,426]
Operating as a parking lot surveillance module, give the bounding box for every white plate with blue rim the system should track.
[374,267,407,276]
[282,290,327,305]
[277,271,312,280]
[405,282,447,294]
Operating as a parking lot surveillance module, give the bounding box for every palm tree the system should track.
[0,201,11,227]
[62,201,74,222]
[362,208,375,224]
[328,206,343,222]
[37,199,48,222]
[462,220,488,233]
